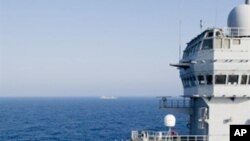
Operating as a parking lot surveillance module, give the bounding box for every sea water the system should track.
[0,97,188,141]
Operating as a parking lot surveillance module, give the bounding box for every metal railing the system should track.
[131,131,208,141]
[224,27,250,37]
[159,97,192,109]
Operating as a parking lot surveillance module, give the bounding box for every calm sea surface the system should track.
[0,97,188,141]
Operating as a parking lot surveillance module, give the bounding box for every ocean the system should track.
[0,97,188,141]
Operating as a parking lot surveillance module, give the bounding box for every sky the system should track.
[0,0,243,97]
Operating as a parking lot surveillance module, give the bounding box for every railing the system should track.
[159,97,192,109]
[224,27,250,37]
[131,131,208,141]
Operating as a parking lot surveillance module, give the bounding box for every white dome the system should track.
[228,4,250,36]
[164,114,176,127]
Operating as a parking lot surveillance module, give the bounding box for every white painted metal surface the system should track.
[131,2,250,141]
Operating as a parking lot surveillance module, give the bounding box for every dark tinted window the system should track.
[191,76,197,86]
[215,75,227,84]
[228,75,239,85]
[241,75,247,84]
[206,75,213,85]
[249,75,250,84]
[198,75,205,85]
[183,78,188,88]
[207,32,213,37]
[181,79,185,87]
[202,39,213,50]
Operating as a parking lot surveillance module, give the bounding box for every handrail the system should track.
[159,98,191,109]
[224,27,250,37]
[131,130,208,141]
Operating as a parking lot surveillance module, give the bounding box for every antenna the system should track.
[178,0,183,61]
[200,20,203,32]
[178,20,182,60]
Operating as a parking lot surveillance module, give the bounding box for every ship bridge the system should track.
[173,27,250,98]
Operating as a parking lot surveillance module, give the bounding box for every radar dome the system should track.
[164,114,176,127]
[227,2,250,36]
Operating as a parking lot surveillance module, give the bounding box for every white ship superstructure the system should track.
[131,1,250,141]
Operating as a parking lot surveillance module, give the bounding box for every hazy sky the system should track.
[0,0,243,97]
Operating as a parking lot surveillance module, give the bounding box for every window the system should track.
[182,78,187,88]
[196,42,201,51]
[215,38,222,49]
[181,79,185,88]
[216,31,221,37]
[183,78,187,88]
[198,75,205,85]
[206,75,213,85]
[215,75,227,84]
[190,46,195,55]
[194,44,199,52]
[241,75,248,84]
[202,39,213,50]
[207,32,213,37]
[182,79,189,88]
[248,75,250,84]
[233,39,240,45]
[224,39,230,49]
[184,78,191,88]
[228,75,239,85]
[190,76,197,86]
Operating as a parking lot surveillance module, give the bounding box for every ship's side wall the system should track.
[213,38,250,97]
[205,98,250,141]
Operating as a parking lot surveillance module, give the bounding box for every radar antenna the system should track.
[179,20,182,60]
[200,20,203,32]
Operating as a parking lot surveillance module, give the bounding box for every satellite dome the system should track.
[227,1,250,36]
[164,114,176,127]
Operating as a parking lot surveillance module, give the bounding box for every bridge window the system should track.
[228,75,239,85]
[224,39,230,49]
[182,78,187,88]
[187,78,192,87]
[206,31,213,37]
[195,42,201,52]
[233,39,240,45]
[190,76,197,86]
[215,38,222,49]
[182,79,186,88]
[198,75,205,85]
[215,75,227,84]
[185,78,191,88]
[184,79,188,88]
[181,79,186,88]
[206,75,213,85]
[216,31,221,37]
[248,75,250,84]
[202,39,213,50]
[241,75,248,85]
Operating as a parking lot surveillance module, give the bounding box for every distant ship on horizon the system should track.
[100,96,117,100]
